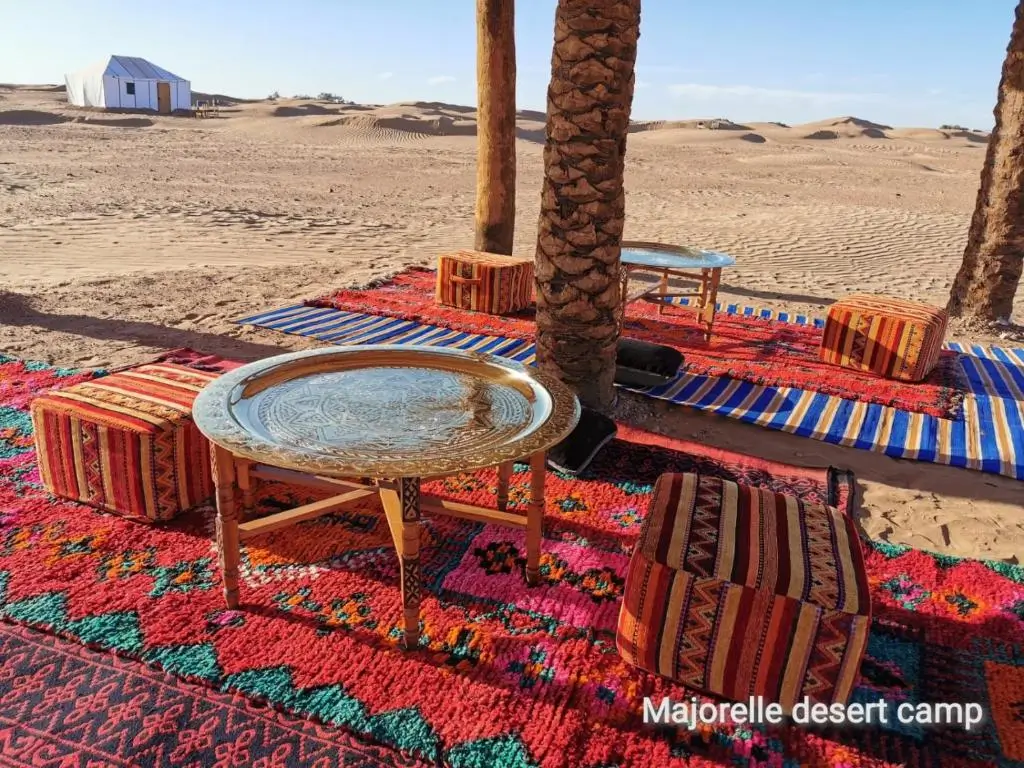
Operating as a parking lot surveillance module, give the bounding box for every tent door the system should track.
[157,82,171,113]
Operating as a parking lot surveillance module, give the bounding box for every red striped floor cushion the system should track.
[617,472,871,711]
[435,250,534,315]
[30,363,219,522]
[819,294,948,382]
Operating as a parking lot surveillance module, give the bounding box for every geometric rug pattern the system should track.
[0,621,425,767]
[1,355,1023,767]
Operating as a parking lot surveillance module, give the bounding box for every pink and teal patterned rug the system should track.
[0,352,1023,767]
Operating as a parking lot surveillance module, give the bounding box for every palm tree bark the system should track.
[534,0,641,410]
[474,0,517,255]
[948,0,1024,322]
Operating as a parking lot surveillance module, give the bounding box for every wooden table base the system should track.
[211,448,547,649]
[622,265,723,341]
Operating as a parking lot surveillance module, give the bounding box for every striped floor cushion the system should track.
[435,250,534,315]
[617,473,871,711]
[819,294,948,382]
[30,363,220,523]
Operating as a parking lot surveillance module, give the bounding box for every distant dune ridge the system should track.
[0,83,990,147]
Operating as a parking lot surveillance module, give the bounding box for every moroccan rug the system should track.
[307,268,966,419]
[1,354,1023,767]
[0,621,424,768]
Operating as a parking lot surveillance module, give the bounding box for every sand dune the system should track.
[192,91,259,105]
[272,103,338,117]
[13,84,977,150]
[630,118,752,132]
[0,83,65,93]
[188,96,992,149]
[795,116,889,139]
[0,109,72,126]
[804,127,882,139]
[0,109,153,128]
[803,116,894,131]
[949,129,988,142]
[237,99,548,145]
[1,84,1022,563]
[401,101,477,116]
[319,112,477,137]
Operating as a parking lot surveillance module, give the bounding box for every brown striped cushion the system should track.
[617,473,871,711]
[30,363,219,522]
[435,250,534,315]
[819,294,948,382]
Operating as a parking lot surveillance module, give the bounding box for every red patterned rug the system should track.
[1,352,1022,767]
[308,268,966,419]
[0,621,425,768]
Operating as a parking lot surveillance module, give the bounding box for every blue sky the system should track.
[0,0,1015,128]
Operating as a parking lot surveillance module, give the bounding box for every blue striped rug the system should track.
[237,301,1024,481]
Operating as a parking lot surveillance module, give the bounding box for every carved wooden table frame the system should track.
[211,451,548,649]
[619,240,735,342]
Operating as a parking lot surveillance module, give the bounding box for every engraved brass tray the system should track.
[621,241,736,270]
[193,345,581,479]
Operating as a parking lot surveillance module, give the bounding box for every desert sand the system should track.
[1,84,1021,563]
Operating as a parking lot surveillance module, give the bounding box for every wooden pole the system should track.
[474,0,516,255]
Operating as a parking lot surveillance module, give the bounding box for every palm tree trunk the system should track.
[948,0,1024,322]
[474,0,517,255]
[534,0,641,410]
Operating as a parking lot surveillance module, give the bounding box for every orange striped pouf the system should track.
[819,294,948,382]
[30,363,219,523]
[435,250,534,315]
[616,473,871,712]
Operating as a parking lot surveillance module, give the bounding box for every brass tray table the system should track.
[621,241,737,341]
[193,345,580,648]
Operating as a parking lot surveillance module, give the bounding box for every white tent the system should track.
[64,55,191,113]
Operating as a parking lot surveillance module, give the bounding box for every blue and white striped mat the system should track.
[237,302,1024,481]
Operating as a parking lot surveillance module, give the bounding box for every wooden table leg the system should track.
[696,267,710,317]
[236,459,254,521]
[496,461,514,511]
[703,267,722,341]
[525,451,546,586]
[380,476,422,649]
[212,445,240,609]
[658,268,669,315]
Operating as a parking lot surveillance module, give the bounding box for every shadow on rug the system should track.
[0,353,1021,768]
